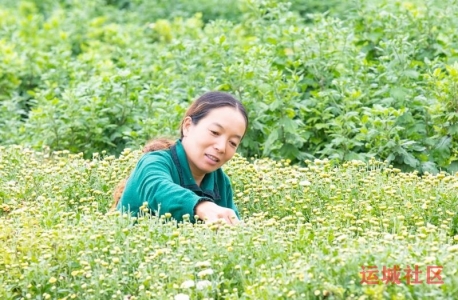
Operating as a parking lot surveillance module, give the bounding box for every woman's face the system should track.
[182,106,247,179]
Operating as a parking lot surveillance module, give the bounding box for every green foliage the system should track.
[1,0,458,172]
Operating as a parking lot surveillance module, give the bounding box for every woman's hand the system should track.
[195,200,240,225]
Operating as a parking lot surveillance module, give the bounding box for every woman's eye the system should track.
[210,130,219,135]
[230,141,238,147]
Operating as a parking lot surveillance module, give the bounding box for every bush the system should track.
[1,0,458,172]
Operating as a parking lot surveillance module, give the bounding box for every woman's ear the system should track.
[182,116,193,137]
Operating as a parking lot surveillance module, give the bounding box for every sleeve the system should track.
[118,152,204,222]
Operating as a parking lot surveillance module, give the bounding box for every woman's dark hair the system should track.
[179,91,249,138]
[141,138,175,153]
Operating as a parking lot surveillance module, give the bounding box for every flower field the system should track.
[1,146,457,299]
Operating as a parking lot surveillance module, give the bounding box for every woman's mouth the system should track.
[205,154,220,163]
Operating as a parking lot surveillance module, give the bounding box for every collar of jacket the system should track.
[170,139,221,201]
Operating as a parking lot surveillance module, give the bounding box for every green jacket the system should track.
[117,139,239,222]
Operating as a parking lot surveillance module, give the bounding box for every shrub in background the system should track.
[0,0,458,173]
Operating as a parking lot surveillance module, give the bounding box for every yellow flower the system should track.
[48,277,57,284]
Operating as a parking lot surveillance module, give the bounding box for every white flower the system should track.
[174,293,190,300]
[299,180,311,186]
[180,280,195,289]
[196,280,212,290]
[383,233,393,240]
[195,261,211,268]
[197,268,214,278]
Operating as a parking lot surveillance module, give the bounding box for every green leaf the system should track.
[389,87,408,100]
[432,136,451,162]
[263,129,279,155]
[446,161,458,174]
[280,117,297,133]
[403,70,420,79]
[420,161,439,174]
[344,151,366,161]
[402,151,419,168]
[448,124,458,135]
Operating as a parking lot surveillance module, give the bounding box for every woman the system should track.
[116,91,248,225]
